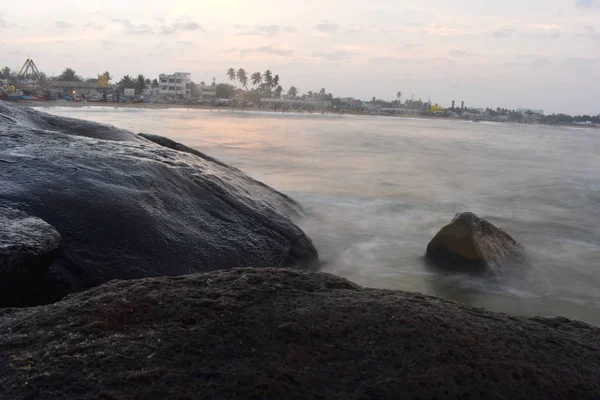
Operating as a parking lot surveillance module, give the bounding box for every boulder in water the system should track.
[425,212,524,270]
[0,101,318,306]
[0,268,598,399]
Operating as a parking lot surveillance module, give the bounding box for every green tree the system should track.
[58,67,82,81]
[102,71,112,82]
[273,74,279,87]
[119,75,135,89]
[263,70,273,91]
[287,86,298,98]
[136,74,147,94]
[274,85,283,98]
[250,72,262,87]
[1,66,13,80]
[236,68,248,89]
[216,83,235,99]
[227,68,237,86]
[152,79,159,88]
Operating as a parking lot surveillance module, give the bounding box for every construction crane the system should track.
[17,58,43,84]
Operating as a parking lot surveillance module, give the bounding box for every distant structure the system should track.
[158,72,191,98]
[517,108,544,115]
[17,58,43,84]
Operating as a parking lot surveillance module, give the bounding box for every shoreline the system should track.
[17,100,600,129]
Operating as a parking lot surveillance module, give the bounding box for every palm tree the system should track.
[250,72,261,87]
[287,86,298,98]
[0,66,12,80]
[263,70,273,91]
[274,85,283,98]
[236,68,248,89]
[58,67,82,81]
[119,75,134,88]
[227,68,237,86]
[136,74,147,93]
[396,91,402,103]
[273,74,279,88]
[103,71,112,82]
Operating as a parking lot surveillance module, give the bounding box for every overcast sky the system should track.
[2,0,599,114]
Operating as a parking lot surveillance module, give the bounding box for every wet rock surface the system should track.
[426,212,525,270]
[0,102,317,306]
[0,206,62,277]
[1,268,599,399]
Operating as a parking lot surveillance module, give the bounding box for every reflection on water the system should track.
[38,106,600,326]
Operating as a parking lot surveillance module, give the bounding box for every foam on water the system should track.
[36,107,600,325]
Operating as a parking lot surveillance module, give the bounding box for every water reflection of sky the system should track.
[39,107,600,326]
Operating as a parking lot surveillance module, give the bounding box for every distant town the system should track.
[1,58,599,127]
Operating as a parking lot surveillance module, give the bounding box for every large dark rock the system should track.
[426,212,525,270]
[0,206,62,276]
[1,268,599,399]
[0,102,317,306]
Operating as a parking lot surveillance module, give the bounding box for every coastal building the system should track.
[158,72,191,98]
[198,84,216,101]
[47,80,116,98]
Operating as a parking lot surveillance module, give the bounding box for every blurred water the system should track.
[38,106,600,325]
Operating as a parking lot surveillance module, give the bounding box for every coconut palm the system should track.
[119,75,134,88]
[236,68,248,89]
[250,72,262,87]
[263,70,273,91]
[103,71,113,82]
[396,91,402,103]
[274,85,283,98]
[227,68,237,86]
[58,67,82,81]
[136,74,147,93]
[287,86,298,98]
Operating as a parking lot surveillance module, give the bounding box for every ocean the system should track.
[37,106,600,326]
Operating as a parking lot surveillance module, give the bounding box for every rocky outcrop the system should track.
[0,102,317,306]
[426,212,525,270]
[1,268,599,399]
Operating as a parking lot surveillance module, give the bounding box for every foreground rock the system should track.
[1,268,599,399]
[0,206,62,276]
[426,212,525,270]
[0,102,317,306]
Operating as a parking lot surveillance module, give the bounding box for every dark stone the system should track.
[1,268,598,399]
[0,206,62,277]
[0,102,317,306]
[426,212,525,270]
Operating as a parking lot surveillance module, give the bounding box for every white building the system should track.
[158,72,191,98]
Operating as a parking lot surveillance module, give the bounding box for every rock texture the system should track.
[1,268,599,399]
[426,212,525,270]
[0,102,317,306]
[0,206,62,277]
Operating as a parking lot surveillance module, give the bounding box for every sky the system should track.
[2,0,600,114]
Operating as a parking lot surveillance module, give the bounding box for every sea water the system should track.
[38,106,600,326]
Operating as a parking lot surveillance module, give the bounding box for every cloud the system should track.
[102,40,118,50]
[448,49,468,57]
[522,25,561,39]
[176,40,194,46]
[312,50,352,61]
[575,0,598,8]
[239,46,293,57]
[583,26,600,40]
[517,54,551,68]
[55,21,73,29]
[492,28,516,38]
[84,22,105,30]
[235,24,296,36]
[562,57,600,66]
[112,18,202,35]
[314,22,339,33]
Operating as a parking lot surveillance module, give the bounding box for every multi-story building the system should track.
[158,72,191,98]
